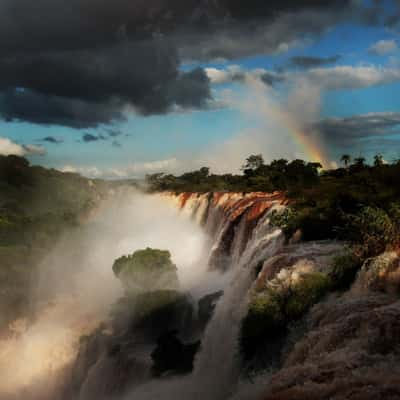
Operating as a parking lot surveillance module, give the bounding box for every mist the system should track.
[0,188,213,398]
[196,75,329,174]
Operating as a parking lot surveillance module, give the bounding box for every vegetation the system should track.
[147,151,400,249]
[146,157,321,193]
[241,272,331,360]
[329,251,363,291]
[112,248,179,293]
[0,155,109,329]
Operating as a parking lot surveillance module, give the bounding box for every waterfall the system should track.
[127,194,285,400]
[0,189,289,400]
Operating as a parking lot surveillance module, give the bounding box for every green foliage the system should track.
[270,208,299,238]
[341,154,351,167]
[329,251,363,290]
[242,154,265,172]
[240,272,331,360]
[343,206,400,258]
[284,273,332,319]
[145,156,321,193]
[0,155,109,329]
[112,248,179,293]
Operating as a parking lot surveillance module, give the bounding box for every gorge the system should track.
[1,188,400,400]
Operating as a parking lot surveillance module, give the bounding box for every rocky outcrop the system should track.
[241,241,342,364]
[262,252,400,400]
[354,251,400,295]
[263,295,400,400]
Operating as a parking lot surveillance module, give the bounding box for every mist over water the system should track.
[0,189,287,400]
[0,189,213,398]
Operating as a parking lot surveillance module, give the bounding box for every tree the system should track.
[199,167,210,178]
[241,154,265,171]
[340,154,351,168]
[353,156,366,168]
[373,154,384,167]
[112,248,179,293]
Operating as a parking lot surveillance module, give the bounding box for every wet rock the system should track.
[354,251,400,295]
[197,291,223,327]
[263,294,400,400]
[151,330,200,376]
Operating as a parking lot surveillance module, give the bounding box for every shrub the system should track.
[112,248,179,293]
[284,272,332,319]
[240,291,285,360]
[344,207,398,257]
[329,251,363,290]
[270,208,299,238]
[240,272,331,360]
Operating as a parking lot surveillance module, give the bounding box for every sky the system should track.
[1,0,400,178]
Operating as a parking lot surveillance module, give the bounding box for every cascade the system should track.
[128,193,286,400]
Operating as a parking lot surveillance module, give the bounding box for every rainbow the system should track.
[271,104,330,168]
[289,125,329,168]
[248,77,330,168]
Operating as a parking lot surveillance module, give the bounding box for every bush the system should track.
[270,208,299,238]
[112,248,179,293]
[329,251,363,290]
[344,207,398,257]
[284,273,332,319]
[240,291,285,360]
[240,272,331,360]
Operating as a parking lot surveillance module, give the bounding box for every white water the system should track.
[0,190,286,400]
[126,205,284,400]
[0,190,213,398]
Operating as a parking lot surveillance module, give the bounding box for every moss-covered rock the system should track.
[112,248,179,293]
[112,290,194,340]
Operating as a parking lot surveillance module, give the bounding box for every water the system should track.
[0,190,287,400]
[126,203,284,400]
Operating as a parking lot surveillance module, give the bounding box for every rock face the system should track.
[241,241,343,364]
[354,251,400,295]
[151,331,200,376]
[262,252,400,400]
[197,291,223,328]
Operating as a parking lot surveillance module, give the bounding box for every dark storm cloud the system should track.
[0,0,367,128]
[106,129,123,137]
[260,72,285,86]
[82,133,107,142]
[0,0,354,54]
[42,136,64,144]
[289,55,341,68]
[315,112,400,146]
[0,89,124,128]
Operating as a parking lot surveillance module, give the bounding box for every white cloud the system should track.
[0,137,46,156]
[59,165,102,178]
[22,144,47,156]
[206,65,282,86]
[0,137,26,156]
[300,65,400,90]
[208,63,400,92]
[58,158,180,179]
[369,39,398,55]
